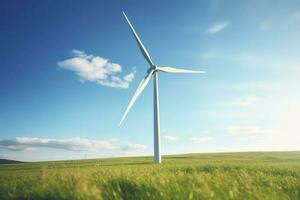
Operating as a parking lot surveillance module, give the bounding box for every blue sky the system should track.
[0,0,300,161]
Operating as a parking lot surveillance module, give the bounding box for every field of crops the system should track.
[0,151,299,200]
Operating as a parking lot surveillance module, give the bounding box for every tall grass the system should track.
[0,152,299,199]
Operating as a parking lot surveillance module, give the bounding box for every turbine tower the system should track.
[119,12,205,164]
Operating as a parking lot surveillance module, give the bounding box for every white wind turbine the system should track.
[119,12,206,164]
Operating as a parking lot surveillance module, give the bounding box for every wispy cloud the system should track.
[189,137,213,144]
[0,154,9,159]
[57,50,135,89]
[205,21,229,34]
[227,126,276,136]
[289,10,300,21]
[202,51,217,59]
[163,135,178,141]
[232,96,258,107]
[121,144,147,151]
[259,20,272,31]
[0,137,146,152]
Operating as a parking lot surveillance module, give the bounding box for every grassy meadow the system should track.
[0,151,299,200]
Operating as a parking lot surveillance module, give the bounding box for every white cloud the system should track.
[189,137,213,144]
[222,80,300,151]
[226,123,300,151]
[0,137,146,152]
[163,135,178,141]
[57,50,135,89]
[124,71,135,82]
[205,21,229,34]
[232,96,258,107]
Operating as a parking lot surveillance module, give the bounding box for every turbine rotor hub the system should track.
[148,65,157,73]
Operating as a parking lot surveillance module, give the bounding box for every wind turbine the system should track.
[119,12,206,164]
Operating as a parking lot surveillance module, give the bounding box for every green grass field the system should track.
[0,151,299,200]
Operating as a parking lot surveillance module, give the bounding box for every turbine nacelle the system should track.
[148,65,157,73]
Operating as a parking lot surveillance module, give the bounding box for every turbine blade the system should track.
[122,11,154,66]
[119,70,154,126]
[157,66,206,74]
